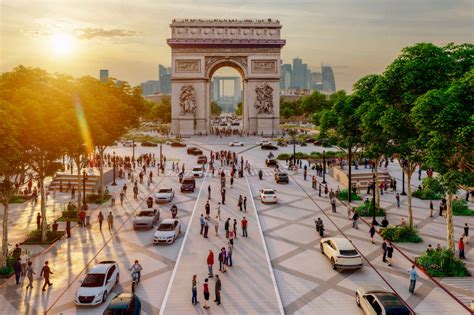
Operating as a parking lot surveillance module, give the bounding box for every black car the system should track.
[266,159,278,167]
[261,144,278,150]
[141,141,158,147]
[181,177,196,192]
[275,172,289,183]
[104,293,141,315]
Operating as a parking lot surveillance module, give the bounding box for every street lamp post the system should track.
[160,142,164,174]
[322,150,327,184]
[112,152,117,186]
[401,159,407,195]
[132,140,135,162]
[82,170,87,206]
[372,173,379,225]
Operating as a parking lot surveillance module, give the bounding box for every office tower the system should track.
[159,64,171,94]
[211,76,242,112]
[291,57,308,89]
[140,80,160,95]
[305,69,311,89]
[311,72,322,90]
[99,69,109,82]
[280,63,292,90]
[321,64,336,92]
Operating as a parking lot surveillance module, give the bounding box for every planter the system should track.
[416,249,470,277]
[355,203,385,217]
[21,230,65,245]
[337,189,362,201]
[9,195,33,204]
[380,226,423,243]
[0,268,14,278]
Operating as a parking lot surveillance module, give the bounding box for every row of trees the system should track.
[317,43,473,250]
[280,91,346,121]
[0,66,147,267]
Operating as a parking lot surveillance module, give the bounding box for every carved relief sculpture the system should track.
[176,60,200,72]
[252,60,277,73]
[254,82,274,114]
[179,85,197,115]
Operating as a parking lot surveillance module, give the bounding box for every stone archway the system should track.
[167,19,285,136]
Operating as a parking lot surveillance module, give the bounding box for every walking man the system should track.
[204,217,209,238]
[14,258,22,285]
[243,196,247,212]
[214,275,221,305]
[107,212,114,230]
[133,183,139,200]
[214,216,219,236]
[36,213,41,230]
[205,201,210,217]
[192,275,199,305]
[203,278,210,309]
[458,237,465,259]
[98,211,104,230]
[369,224,376,244]
[407,265,417,294]
[382,239,388,263]
[225,218,230,238]
[221,187,226,205]
[40,261,53,291]
[207,250,214,278]
[208,185,211,200]
[217,202,221,220]
[200,214,205,235]
[25,261,35,289]
[387,242,394,266]
[241,217,248,237]
[396,193,400,208]
[330,196,337,213]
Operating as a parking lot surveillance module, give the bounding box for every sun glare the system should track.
[49,33,76,56]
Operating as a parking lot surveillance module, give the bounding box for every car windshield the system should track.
[158,223,174,231]
[138,211,154,217]
[193,168,202,172]
[264,191,275,195]
[279,173,288,177]
[158,189,171,193]
[183,179,194,184]
[339,249,358,256]
[81,273,105,287]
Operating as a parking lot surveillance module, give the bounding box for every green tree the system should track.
[412,70,474,250]
[211,101,222,116]
[235,101,243,116]
[150,95,171,123]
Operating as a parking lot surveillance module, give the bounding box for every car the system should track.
[154,188,175,203]
[320,238,363,270]
[153,219,181,244]
[197,155,208,164]
[170,141,186,147]
[75,261,120,306]
[261,144,278,150]
[256,139,272,146]
[259,189,277,203]
[104,293,141,315]
[141,141,157,147]
[122,141,136,147]
[356,285,413,315]
[192,165,204,178]
[266,159,278,167]
[229,141,244,147]
[275,172,289,184]
[181,177,196,192]
[133,209,160,229]
[187,147,203,155]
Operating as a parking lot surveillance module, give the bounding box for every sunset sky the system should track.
[1,0,472,91]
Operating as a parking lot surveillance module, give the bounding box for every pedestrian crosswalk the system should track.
[152,168,279,177]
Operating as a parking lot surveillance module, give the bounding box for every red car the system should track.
[170,141,186,147]
[197,155,208,164]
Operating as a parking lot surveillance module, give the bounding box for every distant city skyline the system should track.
[1,0,471,91]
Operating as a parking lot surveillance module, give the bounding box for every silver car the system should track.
[133,209,160,230]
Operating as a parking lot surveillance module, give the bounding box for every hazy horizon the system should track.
[1,0,472,91]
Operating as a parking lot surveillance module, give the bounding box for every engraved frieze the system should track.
[175,60,201,72]
[251,60,277,73]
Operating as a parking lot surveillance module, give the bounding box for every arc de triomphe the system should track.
[168,19,286,136]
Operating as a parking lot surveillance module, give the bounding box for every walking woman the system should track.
[369,224,376,244]
[192,275,199,305]
[203,278,210,309]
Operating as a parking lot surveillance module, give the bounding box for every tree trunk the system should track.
[446,193,455,251]
[98,146,105,196]
[406,169,413,228]
[1,201,9,268]
[375,158,380,208]
[40,175,47,242]
[76,160,82,210]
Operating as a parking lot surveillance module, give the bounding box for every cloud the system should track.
[77,28,139,40]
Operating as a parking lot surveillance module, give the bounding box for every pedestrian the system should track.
[324,184,328,197]
[204,217,209,238]
[238,195,243,211]
[243,196,247,212]
[84,205,91,226]
[227,243,233,267]
[133,183,138,199]
[129,260,143,282]
[98,211,104,230]
[228,229,234,246]
[207,250,214,278]
[233,219,238,239]
[407,265,417,294]
[318,183,322,197]
[225,218,230,238]
[107,212,114,230]
[111,192,116,206]
[25,261,35,289]
[200,214,205,235]
[458,237,465,259]
[208,185,211,200]
[79,209,86,227]
[120,190,125,206]
[71,186,75,199]
[347,203,352,220]
[463,223,469,243]
[387,242,394,266]
[12,244,21,261]
[192,275,199,305]
[429,200,433,217]
[221,187,226,205]
[14,258,22,284]
[40,261,53,291]
[381,239,388,262]
[439,199,445,216]
[352,211,359,229]
[330,196,336,213]
[203,278,210,309]
[205,201,211,216]
[214,216,219,236]
[381,216,389,228]
[220,247,227,272]
[217,202,221,220]
[241,217,248,237]
[230,177,234,188]
[369,224,376,244]
[66,220,71,238]
[214,275,221,305]
[36,213,41,230]
[396,193,400,208]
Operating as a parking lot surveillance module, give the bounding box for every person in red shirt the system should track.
[207,250,214,278]
[203,278,210,309]
[458,237,465,259]
[79,210,86,227]
[241,217,248,237]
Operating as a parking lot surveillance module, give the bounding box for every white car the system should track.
[153,219,181,244]
[356,285,413,315]
[122,141,134,147]
[259,189,277,203]
[75,261,120,306]
[256,139,272,146]
[229,141,244,147]
[320,237,363,270]
[154,188,175,203]
[191,165,204,178]
[133,209,160,229]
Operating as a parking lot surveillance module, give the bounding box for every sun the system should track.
[49,33,76,56]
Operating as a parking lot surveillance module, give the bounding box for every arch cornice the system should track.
[205,56,248,79]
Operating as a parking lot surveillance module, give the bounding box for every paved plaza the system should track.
[0,135,472,315]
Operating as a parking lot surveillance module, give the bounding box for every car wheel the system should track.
[115,273,120,285]
[102,291,108,303]
[320,244,324,255]
[355,292,361,306]
[331,258,336,270]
